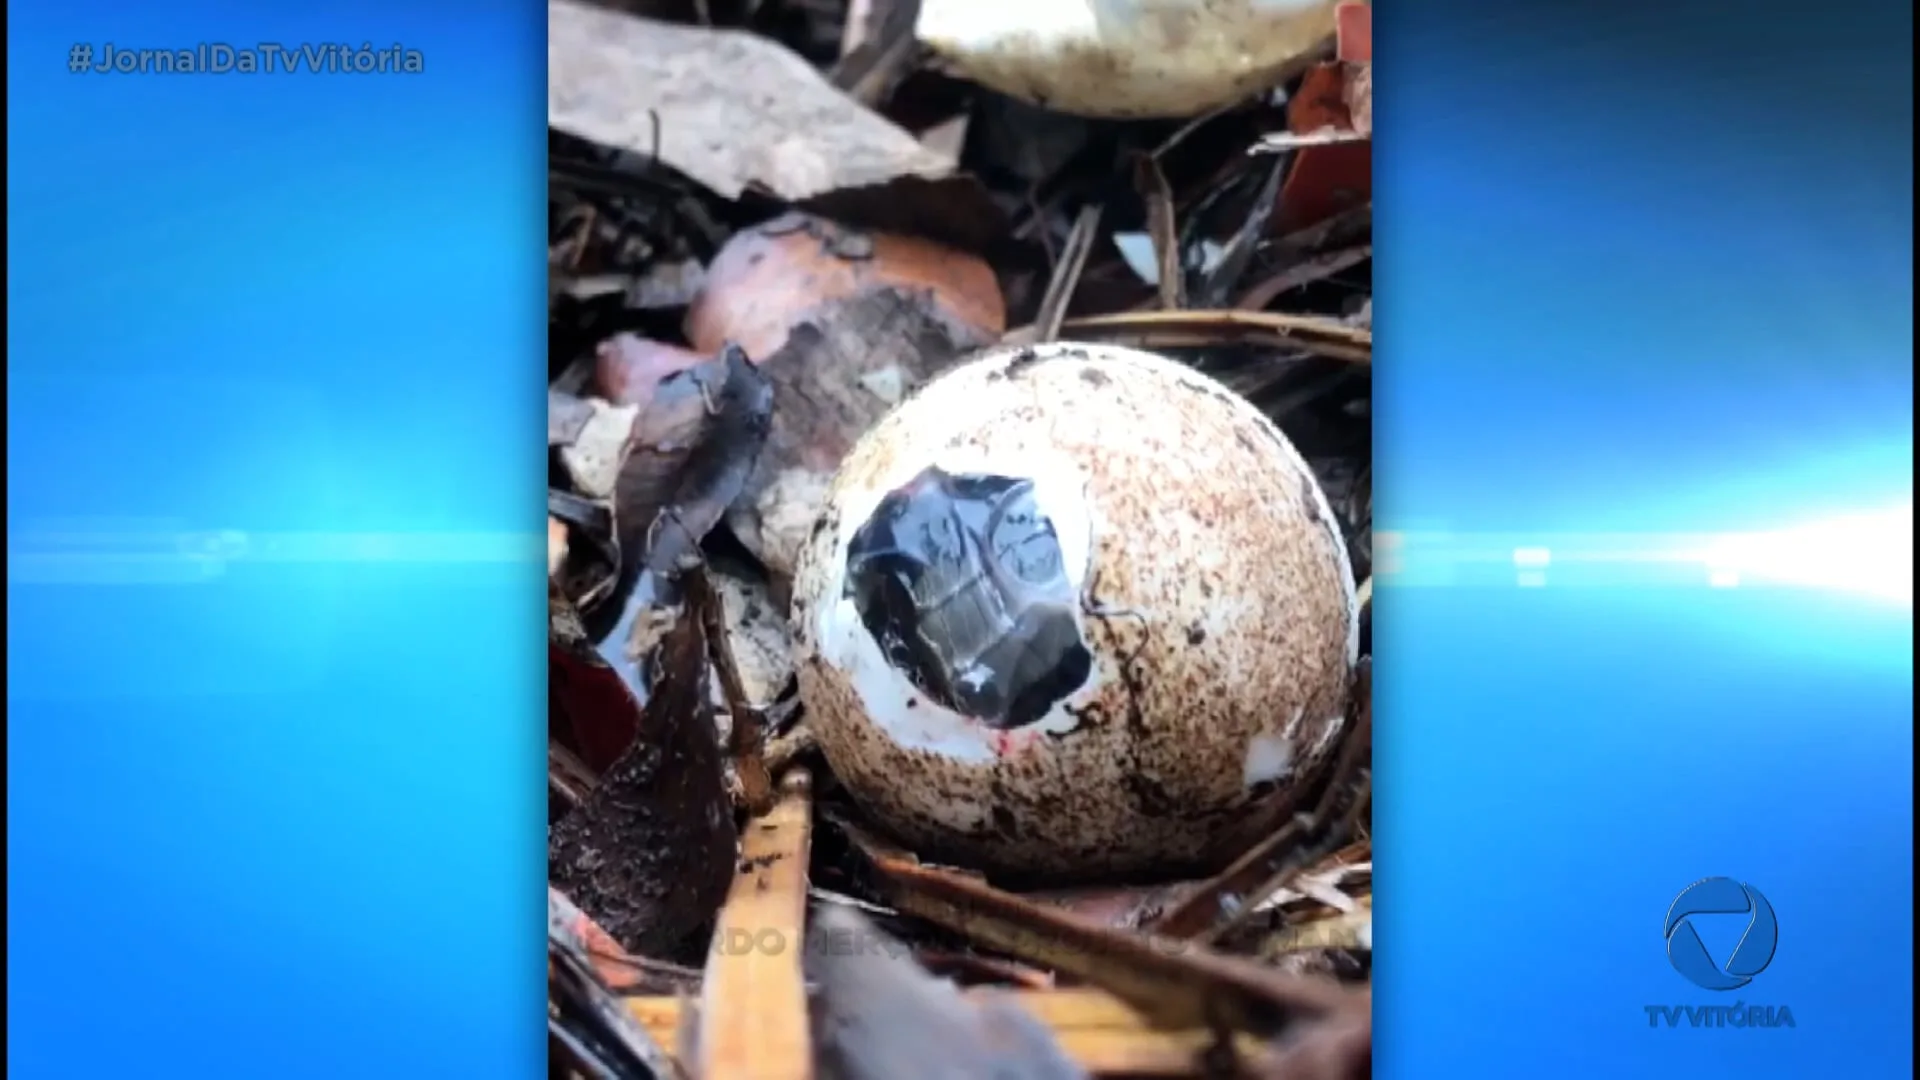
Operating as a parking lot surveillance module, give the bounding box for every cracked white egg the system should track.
[916,0,1342,119]
[790,342,1358,881]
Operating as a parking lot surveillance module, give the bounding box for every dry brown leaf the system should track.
[549,1,952,201]
[585,346,773,691]
[549,580,738,958]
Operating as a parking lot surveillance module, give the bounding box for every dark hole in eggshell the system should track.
[843,465,1092,732]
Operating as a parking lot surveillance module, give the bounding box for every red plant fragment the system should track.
[1276,2,1372,234]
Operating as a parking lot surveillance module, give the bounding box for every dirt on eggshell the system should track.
[790,342,1358,884]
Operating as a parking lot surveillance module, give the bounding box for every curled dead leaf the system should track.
[588,346,774,695]
[550,576,739,959]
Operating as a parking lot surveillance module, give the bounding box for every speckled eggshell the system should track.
[790,342,1358,882]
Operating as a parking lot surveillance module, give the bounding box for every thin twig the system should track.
[688,564,774,815]
[1133,153,1185,311]
[1033,205,1103,344]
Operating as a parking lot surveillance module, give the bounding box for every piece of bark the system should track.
[1022,880,1201,932]
[549,1,952,201]
[550,582,739,959]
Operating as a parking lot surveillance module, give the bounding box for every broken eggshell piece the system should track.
[916,0,1341,120]
[792,342,1358,882]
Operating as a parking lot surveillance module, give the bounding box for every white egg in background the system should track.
[916,0,1344,119]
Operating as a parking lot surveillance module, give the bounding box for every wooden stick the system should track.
[635,987,1260,1078]
[696,769,815,1080]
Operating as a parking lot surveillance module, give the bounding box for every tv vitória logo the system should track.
[1664,877,1778,991]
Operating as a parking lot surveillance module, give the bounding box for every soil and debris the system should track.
[548,2,1373,1077]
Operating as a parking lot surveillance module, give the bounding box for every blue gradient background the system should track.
[5,2,1911,1080]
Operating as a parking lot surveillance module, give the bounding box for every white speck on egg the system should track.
[1242,733,1295,790]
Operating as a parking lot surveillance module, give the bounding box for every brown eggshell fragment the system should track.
[593,334,709,410]
[790,342,1359,882]
[684,213,1005,363]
